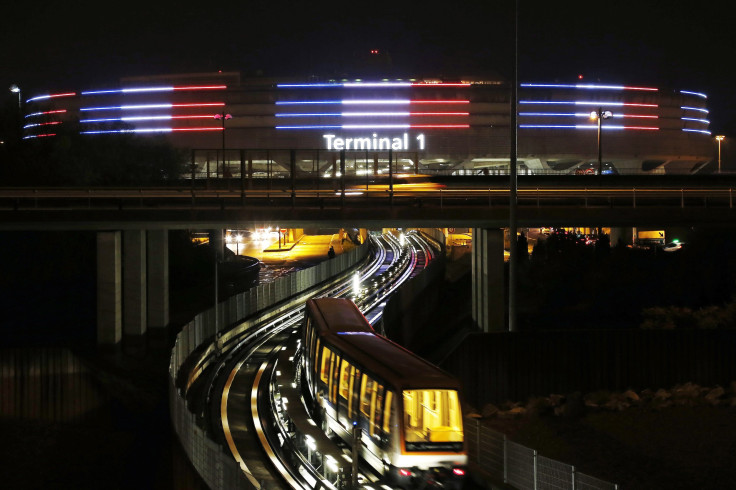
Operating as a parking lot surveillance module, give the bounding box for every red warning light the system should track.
[370,49,379,55]
[578,74,584,80]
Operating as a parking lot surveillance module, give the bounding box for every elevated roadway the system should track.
[2,174,736,230]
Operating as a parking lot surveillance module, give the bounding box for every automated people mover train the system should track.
[300,298,466,487]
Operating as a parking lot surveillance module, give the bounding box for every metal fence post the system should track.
[503,434,508,484]
[533,449,538,490]
[572,465,576,490]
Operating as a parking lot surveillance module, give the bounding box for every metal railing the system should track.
[169,242,370,490]
[465,418,618,490]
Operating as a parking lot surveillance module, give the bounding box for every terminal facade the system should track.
[24,71,714,175]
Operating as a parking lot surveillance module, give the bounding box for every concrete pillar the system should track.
[147,230,169,329]
[123,230,147,336]
[97,231,122,345]
[471,228,505,332]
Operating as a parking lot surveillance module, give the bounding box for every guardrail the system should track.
[465,418,618,490]
[169,242,370,490]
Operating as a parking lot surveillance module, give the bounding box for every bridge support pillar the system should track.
[97,231,122,345]
[147,230,169,330]
[124,230,147,336]
[472,228,505,332]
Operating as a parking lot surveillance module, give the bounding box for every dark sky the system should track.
[2,0,734,133]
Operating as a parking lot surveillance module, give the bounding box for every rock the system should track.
[508,406,526,417]
[673,382,701,399]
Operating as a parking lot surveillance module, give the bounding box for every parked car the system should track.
[662,240,684,252]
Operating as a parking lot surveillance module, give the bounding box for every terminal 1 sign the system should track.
[323,133,425,151]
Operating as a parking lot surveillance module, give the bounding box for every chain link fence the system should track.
[465,418,618,490]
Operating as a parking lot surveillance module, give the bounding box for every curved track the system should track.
[180,231,439,489]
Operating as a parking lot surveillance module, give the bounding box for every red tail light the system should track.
[399,469,413,477]
[453,468,466,476]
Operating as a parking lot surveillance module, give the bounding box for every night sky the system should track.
[2,0,734,133]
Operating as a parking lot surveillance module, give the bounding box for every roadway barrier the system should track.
[465,418,619,490]
[169,241,370,490]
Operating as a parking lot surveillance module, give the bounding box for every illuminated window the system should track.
[371,384,384,436]
[402,390,463,444]
[319,347,331,383]
[360,376,375,416]
[383,391,393,433]
[339,360,352,399]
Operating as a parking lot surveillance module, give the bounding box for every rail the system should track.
[169,241,370,490]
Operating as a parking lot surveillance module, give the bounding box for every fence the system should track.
[169,242,370,490]
[465,418,618,490]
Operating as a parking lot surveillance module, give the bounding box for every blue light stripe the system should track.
[680,90,707,98]
[681,106,709,113]
[682,128,712,135]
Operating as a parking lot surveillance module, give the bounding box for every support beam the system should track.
[147,230,169,330]
[471,228,505,332]
[123,230,147,336]
[97,231,122,345]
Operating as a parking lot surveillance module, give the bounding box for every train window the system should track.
[330,355,340,402]
[371,384,384,437]
[339,359,352,399]
[350,368,361,418]
[360,375,374,416]
[319,347,331,383]
[314,339,320,375]
[402,389,463,445]
[383,391,393,433]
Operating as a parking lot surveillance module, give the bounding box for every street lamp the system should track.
[715,135,725,173]
[214,112,232,178]
[590,107,613,177]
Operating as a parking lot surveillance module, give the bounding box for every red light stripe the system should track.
[173,85,228,91]
[410,100,470,104]
[410,124,469,128]
[623,86,658,91]
[171,127,223,132]
[623,126,659,130]
[622,103,658,107]
[49,92,76,98]
[411,83,471,87]
[409,112,470,116]
[171,103,225,108]
[170,115,220,119]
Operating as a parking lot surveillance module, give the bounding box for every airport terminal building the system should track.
[23,71,714,176]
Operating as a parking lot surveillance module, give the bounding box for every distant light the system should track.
[521,83,657,91]
[520,100,658,107]
[578,74,584,80]
[25,92,76,103]
[681,106,709,113]
[680,90,707,98]
[681,117,710,124]
[80,102,225,111]
[683,128,712,135]
[25,109,67,118]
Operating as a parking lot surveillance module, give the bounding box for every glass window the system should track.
[402,390,463,444]
[339,359,351,399]
[314,339,320,375]
[383,391,393,433]
[360,376,374,416]
[371,384,384,436]
[319,346,331,383]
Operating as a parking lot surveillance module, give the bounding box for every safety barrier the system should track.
[465,418,618,490]
[169,242,370,490]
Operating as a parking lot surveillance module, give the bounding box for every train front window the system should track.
[402,390,463,449]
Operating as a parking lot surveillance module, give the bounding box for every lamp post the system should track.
[214,112,232,178]
[590,107,613,177]
[9,85,22,139]
[9,84,21,110]
[716,135,725,173]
